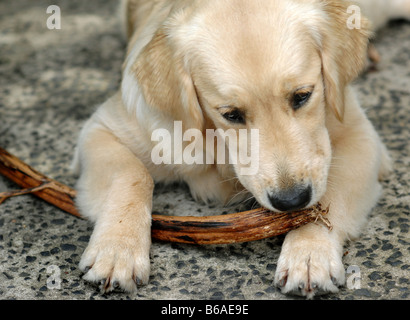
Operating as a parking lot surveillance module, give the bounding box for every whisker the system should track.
[227,189,249,206]
[245,194,256,204]
[219,176,239,184]
[249,197,260,210]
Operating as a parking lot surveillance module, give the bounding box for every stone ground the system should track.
[0,0,409,300]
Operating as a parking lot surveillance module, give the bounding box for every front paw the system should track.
[274,226,345,299]
[79,231,151,293]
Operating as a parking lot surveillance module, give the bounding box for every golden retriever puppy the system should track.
[73,0,407,298]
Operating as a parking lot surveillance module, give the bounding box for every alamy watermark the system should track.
[45,4,362,31]
[42,263,361,291]
[151,121,260,176]
[346,265,361,290]
[46,264,62,290]
[347,5,362,30]
[46,5,61,30]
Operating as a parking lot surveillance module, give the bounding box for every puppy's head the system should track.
[127,0,371,212]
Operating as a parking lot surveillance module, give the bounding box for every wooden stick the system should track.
[0,147,330,244]
[0,148,79,216]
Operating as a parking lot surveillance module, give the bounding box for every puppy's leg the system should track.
[76,119,154,293]
[274,92,391,299]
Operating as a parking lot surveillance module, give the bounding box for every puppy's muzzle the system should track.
[268,185,312,212]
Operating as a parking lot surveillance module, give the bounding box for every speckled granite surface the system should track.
[0,0,409,300]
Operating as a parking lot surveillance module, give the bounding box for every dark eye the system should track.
[222,108,246,124]
[292,90,313,111]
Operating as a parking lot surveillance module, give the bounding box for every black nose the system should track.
[268,185,312,212]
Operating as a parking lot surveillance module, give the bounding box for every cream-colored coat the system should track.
[73,0,409,298]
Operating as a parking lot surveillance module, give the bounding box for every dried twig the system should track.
[0,146,331,244]
[0,183,55,204]
[0,148,78,216]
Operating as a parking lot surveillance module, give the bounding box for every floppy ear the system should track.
[130,28,204,130]
[319,0,372,122]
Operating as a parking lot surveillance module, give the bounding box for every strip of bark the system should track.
[0,147,329,244]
